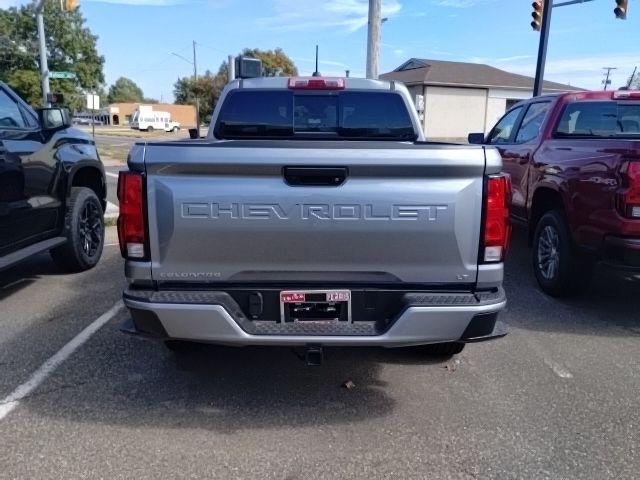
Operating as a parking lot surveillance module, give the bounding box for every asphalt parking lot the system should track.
[0,227,638,479]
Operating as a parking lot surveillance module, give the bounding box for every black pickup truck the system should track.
[0,82,106,272]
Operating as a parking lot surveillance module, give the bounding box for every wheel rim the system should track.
[79,201,102,257]
[537,225,560,280]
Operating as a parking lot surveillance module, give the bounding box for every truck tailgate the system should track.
[141,141,488,286]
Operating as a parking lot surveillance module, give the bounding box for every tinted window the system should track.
[515,102,550,143]
[339,92,415,139]
[488,107,523,144]
[0,90,26,129]
[215,90,416,140]
[555,101,640,138]
[619,104,640,134]
[216,90,293,138]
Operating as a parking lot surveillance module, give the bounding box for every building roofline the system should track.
[392,79,582,92]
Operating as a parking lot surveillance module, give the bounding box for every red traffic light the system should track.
[531,1,544,31]
[614,0,628,19]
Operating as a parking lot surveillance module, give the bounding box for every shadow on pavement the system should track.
[0,253,62,300]
[504,228,640,337]
[27,334,454,432]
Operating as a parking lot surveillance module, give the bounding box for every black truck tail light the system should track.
[618,161,640,219]
[117,171,148,260]
[483,174,512,263]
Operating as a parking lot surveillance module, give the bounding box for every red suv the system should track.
[470,90,640,296]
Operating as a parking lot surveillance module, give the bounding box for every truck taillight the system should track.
[612,90,640,100]
[619,161,640,219]
[288,77,345,90]
[117,171,147,259]
[483,174,512,263]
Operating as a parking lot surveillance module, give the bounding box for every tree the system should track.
[241,48,298,77]
[174,69,225,125]
[107,77,144,104]
[173,48,298,124]
[0,0,105,111]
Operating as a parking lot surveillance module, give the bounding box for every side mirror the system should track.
[188,128,199,139]
[38,108,71,131]
[468,133,486,145]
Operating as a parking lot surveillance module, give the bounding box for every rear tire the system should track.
[172,126,179,133]
[532,210,594,296]
[51,187,104,272]
[421,342,465,356]
[147,126,154,132]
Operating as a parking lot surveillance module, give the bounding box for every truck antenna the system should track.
[627,66,638,89]
[312,45,321,77]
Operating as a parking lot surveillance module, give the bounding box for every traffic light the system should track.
[531,1,544,31]
[63,0,78,10]
[614,0,628,19]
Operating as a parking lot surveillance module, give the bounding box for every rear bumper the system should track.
[601,236,640,272]
[122,288,507,347]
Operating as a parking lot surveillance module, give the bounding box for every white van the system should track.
[130,107,180,132]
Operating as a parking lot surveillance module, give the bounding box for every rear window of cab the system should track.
[555,101,640,138]
[214,90,417,141]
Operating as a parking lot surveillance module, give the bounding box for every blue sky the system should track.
[3,0,640,101]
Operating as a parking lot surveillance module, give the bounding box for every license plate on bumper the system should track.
[280,290,351,323]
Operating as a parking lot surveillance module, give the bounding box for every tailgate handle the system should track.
[283,167,347,187]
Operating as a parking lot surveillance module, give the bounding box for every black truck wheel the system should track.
[51,187,104,272]
[532,210,594,296]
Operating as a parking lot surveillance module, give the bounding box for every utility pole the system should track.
[192,40,199,130]
[366,0,381,79]
[533,0,553,96]
[228,55,235,83]
[602,67,617,90]
[35,0,50,107]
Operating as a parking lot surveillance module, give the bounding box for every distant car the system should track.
[470,89,640,296]
[72,117,103,126]
[0,82,106,272]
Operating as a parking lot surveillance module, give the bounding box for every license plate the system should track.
[280,290,351,323]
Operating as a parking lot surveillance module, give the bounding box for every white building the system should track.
[380,58,582,141]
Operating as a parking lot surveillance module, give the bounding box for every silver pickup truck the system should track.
[118,76,510,363]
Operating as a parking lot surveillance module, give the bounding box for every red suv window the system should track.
[556,101,640,138]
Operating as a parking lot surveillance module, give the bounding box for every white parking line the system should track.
[105,171,119,179]
[0,300,124,421]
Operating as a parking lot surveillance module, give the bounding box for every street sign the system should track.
[50,71,76,79]
[86,93,100,110]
